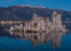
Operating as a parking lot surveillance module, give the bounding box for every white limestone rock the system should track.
[9,11,68,32]
[51,11,66,31]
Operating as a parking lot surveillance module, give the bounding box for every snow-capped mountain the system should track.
[0,4,71,21]
[15,4,45,8]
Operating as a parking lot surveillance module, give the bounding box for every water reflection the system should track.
[9,31,66,48]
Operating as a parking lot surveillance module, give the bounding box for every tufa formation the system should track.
[9,11,68,33]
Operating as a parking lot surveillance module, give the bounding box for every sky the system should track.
[0,0,71,11]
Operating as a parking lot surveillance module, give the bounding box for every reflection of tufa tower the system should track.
[9,30,66,48]
[51,32,63,48]
[23,32,65,48]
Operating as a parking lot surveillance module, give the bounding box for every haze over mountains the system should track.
[0,4,71,21]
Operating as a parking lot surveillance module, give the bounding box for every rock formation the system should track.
[51,11,62,29]
[9,11,68,32]
[23,11,68,32]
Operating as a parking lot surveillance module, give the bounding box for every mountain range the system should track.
[0,4,71,21]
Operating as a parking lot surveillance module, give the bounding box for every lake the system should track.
[0,23,71,51]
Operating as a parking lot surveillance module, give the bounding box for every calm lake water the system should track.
[0,23,71,51]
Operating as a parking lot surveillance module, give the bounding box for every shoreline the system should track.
[0,19,71,23]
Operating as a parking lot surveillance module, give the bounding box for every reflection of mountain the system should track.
[9,31,66,48]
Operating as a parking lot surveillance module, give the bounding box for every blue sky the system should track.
[0,0,71,11]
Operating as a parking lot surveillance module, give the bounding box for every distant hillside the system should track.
[0,5,71,21]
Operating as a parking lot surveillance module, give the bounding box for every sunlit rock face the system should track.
[51,11,62,29]
[24,11,67,32]
[51,11,67,31]
[9,11,68,32]
[24,13,46,31]
[45,17,52,31]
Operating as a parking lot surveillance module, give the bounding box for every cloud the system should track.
[0,0,15,5]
